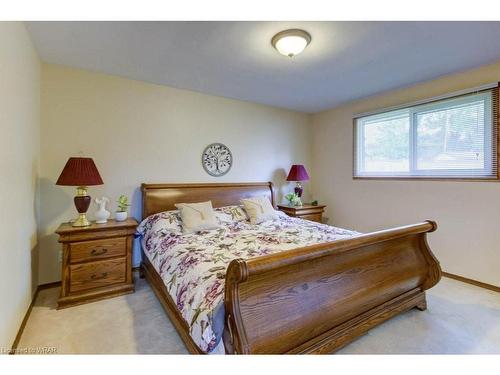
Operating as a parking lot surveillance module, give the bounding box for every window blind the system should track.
[354,85,499,180]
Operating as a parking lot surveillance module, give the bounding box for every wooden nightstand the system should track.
[277,204,326,223]
[55,218,138,309]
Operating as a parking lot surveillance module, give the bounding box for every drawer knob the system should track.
[90,272,108,280]
[91,248,108,256]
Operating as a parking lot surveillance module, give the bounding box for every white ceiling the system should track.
[26,21,500,113]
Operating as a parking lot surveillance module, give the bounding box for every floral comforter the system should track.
[136,206,359,353]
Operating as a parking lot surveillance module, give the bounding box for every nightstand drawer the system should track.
[301,213,322,223]
[56,218,137,309]
[70,258,126,293]
[70,237,126,263]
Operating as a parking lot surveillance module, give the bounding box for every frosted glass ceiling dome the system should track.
[271,29,311,57]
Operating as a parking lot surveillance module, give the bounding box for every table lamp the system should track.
[56,157,104,227]
[286,164,309,198]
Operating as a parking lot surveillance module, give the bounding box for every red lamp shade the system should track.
[56,157,104,186]
[286,164,309,182]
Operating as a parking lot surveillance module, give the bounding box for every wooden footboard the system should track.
[223,221,441,354]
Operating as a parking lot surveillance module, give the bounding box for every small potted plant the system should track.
[115,195,130,222]
[285,192,302,207]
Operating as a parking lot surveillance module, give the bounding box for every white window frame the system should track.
[354,88,498,180]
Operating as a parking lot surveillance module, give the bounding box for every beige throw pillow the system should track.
[174,201,219,234]
[241,196,278,224]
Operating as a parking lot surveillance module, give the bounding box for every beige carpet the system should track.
[16,275,500,354]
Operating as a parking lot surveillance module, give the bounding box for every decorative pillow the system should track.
[135,210,182,237]
[175,201,219,234]
[214,205,248,223]
[241,196,279,224]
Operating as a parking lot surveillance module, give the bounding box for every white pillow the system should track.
[241,196,279,224]
[174,201,219,234]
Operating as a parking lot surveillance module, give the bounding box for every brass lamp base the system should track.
[72,213,91,227]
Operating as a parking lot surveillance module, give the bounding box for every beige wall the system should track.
[39,64,312,284]
[0,23,40,349]
[36,37,500,289]
[312,61,500,287]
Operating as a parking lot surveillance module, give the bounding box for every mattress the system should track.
[137,206,359,353]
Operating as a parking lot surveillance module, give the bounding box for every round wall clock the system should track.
[202,143,233,177]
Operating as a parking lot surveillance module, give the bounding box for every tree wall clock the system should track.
[202,143,233,177]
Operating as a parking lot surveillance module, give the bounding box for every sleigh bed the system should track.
[139,182,441,354]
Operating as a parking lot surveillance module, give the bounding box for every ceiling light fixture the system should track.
[271,29,311,58]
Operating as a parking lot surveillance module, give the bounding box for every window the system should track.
[354,85,499,180]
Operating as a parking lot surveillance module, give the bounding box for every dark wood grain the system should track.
[56,218,137,309]
[224,220,441,354]
[140,183,441,354]
[70,237,126,263]
[69,258,126,292]
[288,289,427,354]
[141,182,275,218]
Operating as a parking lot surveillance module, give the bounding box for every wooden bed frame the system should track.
[140,182,442,354]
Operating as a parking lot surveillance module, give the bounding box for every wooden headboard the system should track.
[141,182,275,219]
